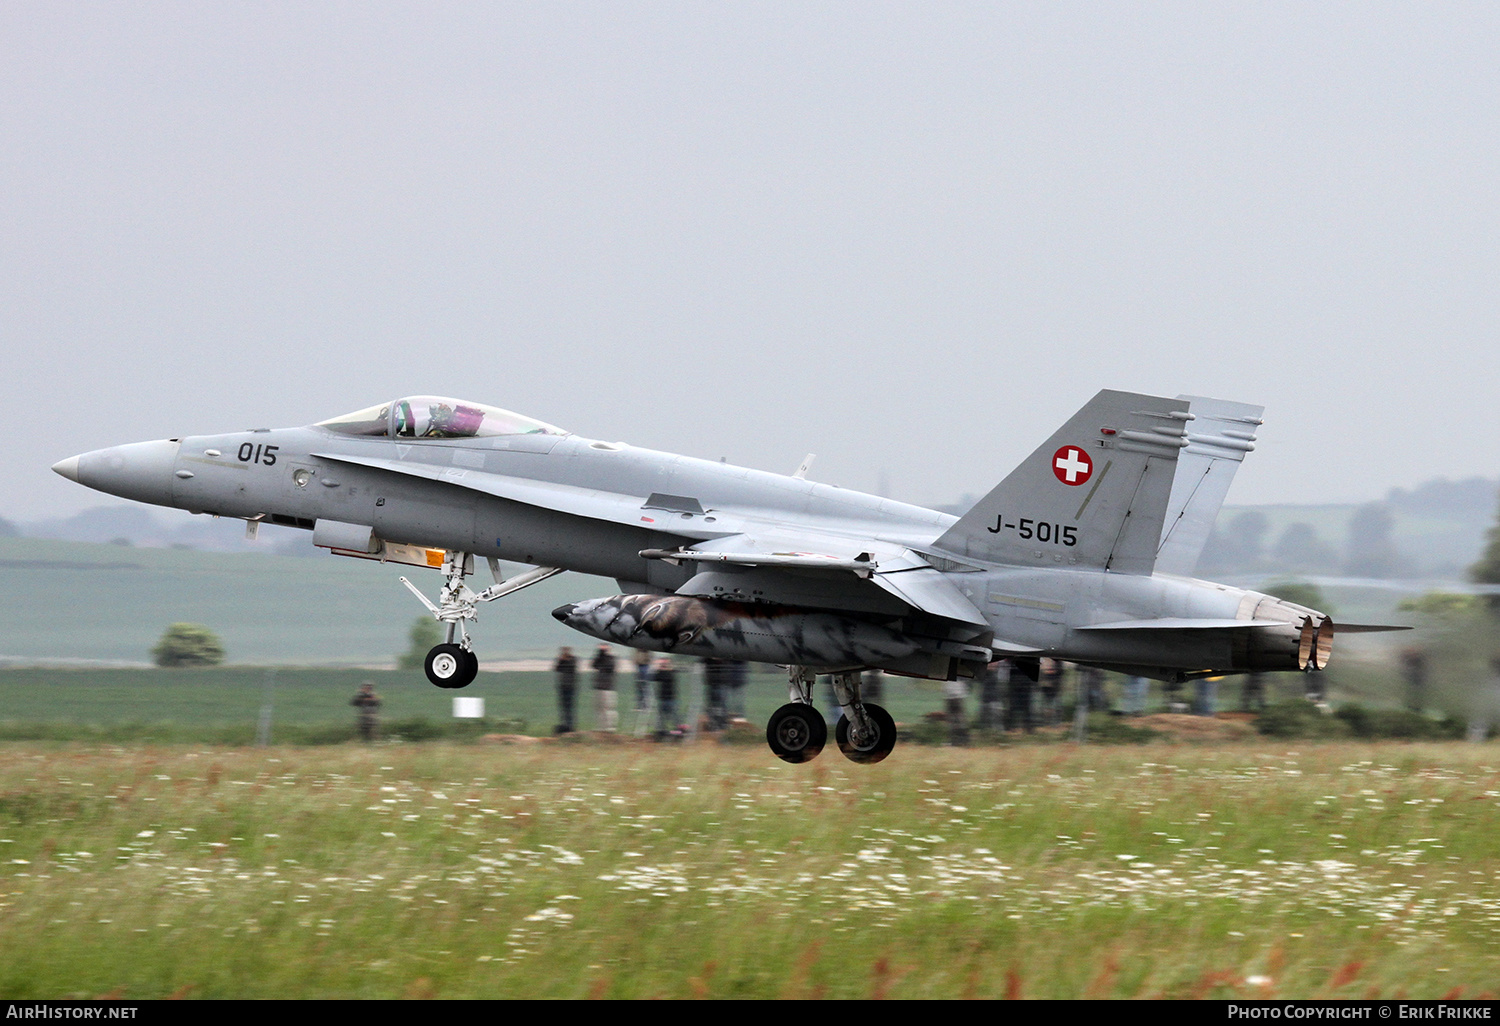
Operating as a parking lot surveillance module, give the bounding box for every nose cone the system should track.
[555,596,639,644]
[55,439,182,507]
[51,456,81,483]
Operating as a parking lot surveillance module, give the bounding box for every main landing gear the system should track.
[400,552,562,689]
[767,666,896,765]
[767,702,827,763]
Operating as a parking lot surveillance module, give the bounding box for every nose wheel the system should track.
[766,702,827,763]
[424,643,479,689]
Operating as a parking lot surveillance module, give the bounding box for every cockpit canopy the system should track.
[318,397,567,439]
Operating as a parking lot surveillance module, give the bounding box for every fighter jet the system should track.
[52,390,1400,763]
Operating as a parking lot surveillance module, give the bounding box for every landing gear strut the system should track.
[835,702,896,764]
[830,669,896,764]
[400,552,562,689]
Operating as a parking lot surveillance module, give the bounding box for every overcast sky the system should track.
[4,2,1498,522]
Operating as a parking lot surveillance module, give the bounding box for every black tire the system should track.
[766,702,827,764]
[424,643,473,689]
[462,648,480,683]
[835,703,897,764]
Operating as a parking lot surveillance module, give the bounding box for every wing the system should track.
[643,529,990,627]
[316,448,997,634]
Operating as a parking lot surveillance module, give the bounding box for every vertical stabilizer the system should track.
[1154,396,1264,576]
[932,390,1191,574]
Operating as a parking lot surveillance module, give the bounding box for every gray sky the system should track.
[5,2,1499,522]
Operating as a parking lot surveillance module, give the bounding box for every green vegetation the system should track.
[1254,701,1467,741]
[1262,580,1332,616]
[0,664,1487,747]
[1471,497,1500,612]
[397,616,444,671]
[0,742,1496,998]
[151,623,226,667]
[1399,591,1480,617]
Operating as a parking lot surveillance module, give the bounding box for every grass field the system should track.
[1,740,1497,999]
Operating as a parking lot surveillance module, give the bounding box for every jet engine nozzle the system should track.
[1242,595,1334,673]
[1297,615,1334,671]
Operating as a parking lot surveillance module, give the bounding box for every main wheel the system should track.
[835,703,897,764]
[424,643,476,689]
[766,702,827,764]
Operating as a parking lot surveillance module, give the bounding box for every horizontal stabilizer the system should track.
[1329,622,1413,633]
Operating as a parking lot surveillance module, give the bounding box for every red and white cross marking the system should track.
[1052,445,1093,486]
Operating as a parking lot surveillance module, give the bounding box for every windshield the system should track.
[317,403,391,437]
[319,397,566,439]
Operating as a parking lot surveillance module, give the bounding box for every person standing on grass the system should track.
[976,661,1001,729]
[702,657,728,731]
[728,660,750,720]
[654,656,678,738]
[1240,671,1266,712]
[1040,659,1064,725]
[351,681,381,743]
[554,646,578,734]
[1401,647,1428,713]
[592,644,618,732]
[1007,661,1037,732]
[944,676,969,746]
[634,649,652,714]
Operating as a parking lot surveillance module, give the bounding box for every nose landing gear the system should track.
[400,551,562,689]
[424,643,480,689]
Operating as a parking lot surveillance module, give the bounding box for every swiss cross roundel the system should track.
[1052,445,1093,486]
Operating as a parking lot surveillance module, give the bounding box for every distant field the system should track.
[0,535,613,665]
[0,658,1474,747]
[1,741,1496,999]
[0,665,944,742]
